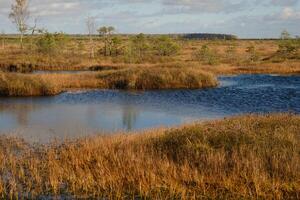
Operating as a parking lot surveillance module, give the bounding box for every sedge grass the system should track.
[0,114,299,199]
[0,73,62,96]
[0,66,218,96]
[98,67,218,90]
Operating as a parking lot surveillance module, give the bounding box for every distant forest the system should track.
[180,33,238,40]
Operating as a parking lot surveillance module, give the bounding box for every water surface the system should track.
[0,74,299,142]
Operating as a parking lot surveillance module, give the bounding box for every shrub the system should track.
[36,32,70,55]
[277,39,300,59]
[131,34,150,59]
[193,45,220,65]
[110,36,123,56]
[123,34,151,63]
[153,36,180,56]
[120,35,179,63]
[100,36,123,56]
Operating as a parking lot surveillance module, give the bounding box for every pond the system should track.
[0,74,299,143]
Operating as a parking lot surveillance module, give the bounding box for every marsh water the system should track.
[0,74,299,142]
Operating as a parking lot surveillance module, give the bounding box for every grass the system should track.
[1,53,298,96]
[1,37,300,75]
[98,67,218,89]
[39,73,104,90]
[197,61,300,75]
[0,67,218,96]
[0,73,62,96]
[0,37,299,97]
[0,114,299,199]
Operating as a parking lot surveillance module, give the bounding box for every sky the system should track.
[0,0,299,38]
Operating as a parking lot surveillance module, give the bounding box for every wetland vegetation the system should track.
[1,33,300,96]
[0,114,299,199]
[0,0,299,199]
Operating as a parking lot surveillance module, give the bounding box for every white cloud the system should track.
[280,7,300,20]
[270,0,299,6]
[160,0,254,13]
[0,0,299,37]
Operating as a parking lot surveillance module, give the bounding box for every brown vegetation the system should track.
[197,61,300,75]
[0,73,61,96]
[0,36,299,96]
[1,36,300,75]
[98,67,218,90]
[0,114,299,199]
[0,67,217,96]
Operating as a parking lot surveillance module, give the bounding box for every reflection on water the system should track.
[0,74,299,143]
[122,105,138,131]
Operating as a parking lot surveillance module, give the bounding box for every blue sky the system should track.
[0,0,299,38]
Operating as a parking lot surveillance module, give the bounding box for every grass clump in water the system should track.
[98,67,218,89]
[0,114,299,199]
[0,73,62,96]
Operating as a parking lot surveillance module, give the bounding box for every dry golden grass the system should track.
[98,67,218,89]
[0,114,299,199]
[0,66,218,96]
[0,73,62,96]
[0,72,106,96]
[197,61,300,75]
[39,73,104,89]
[1,37,299,95]
[1,38,300,75]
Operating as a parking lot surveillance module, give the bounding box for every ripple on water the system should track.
[0,74,299,143]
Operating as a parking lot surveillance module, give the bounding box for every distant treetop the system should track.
[181,33,238,40]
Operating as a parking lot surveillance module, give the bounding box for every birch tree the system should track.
[9,0,30,48]
[86,16,96,58]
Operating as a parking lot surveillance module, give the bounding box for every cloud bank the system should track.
[0,0,299,38]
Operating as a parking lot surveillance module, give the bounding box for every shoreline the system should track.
[0,69,299,97]
[0,67,218,97]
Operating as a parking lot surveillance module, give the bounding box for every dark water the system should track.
[0,74,299,142]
